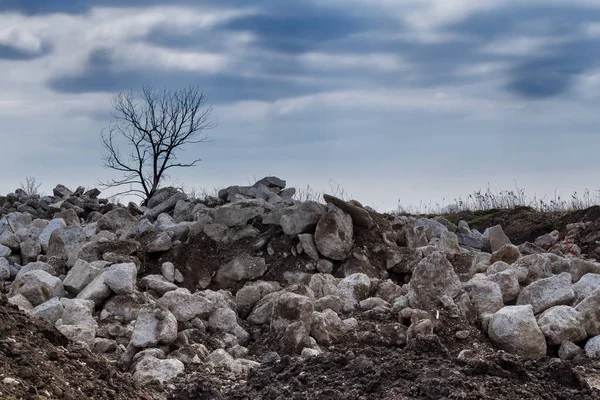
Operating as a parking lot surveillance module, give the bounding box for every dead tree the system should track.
[100,86,213,205]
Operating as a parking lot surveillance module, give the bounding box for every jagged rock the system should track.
[208,307,250,345]
[518,242,546,255]
[573,273,600,305]
[585,336,600,358]
[486,261,528,284]
[338,273,371,308]
[405,225,429,249]
[38,219,67,252]
[0,258,10,280]
[0,231,21,251]
[535,230,560,249]
[235,281,281,318]
[387,247,422,274]
[57,325,96,350]
[436,231,461,255]
[63,259,104,294]
[145,192,188,220]
[161,262,176,282]
[213,201,265,227]
[485,269,520,302]
[464,279,504,317]
[76,273,112,307]
[146,232,173,253]
[322,194,373,229]
[306,274,338,299]
[19,241,41,264]
[310,308,346,345]
[407,319,434,342]
[456,232,484,250]
[415,218,448,240]
[9,270,65,306]
[569,259,600,283]
[559,340,584,360]
[270,292,314,336]
[517,272,574,314]
[47,226,88,266]
[488,305,547,358]
[407,251,462,310]
[280,201,327,236]
[100,294,141,323]
[487,225,512,253]
[359,297,390,311]
[490,244,521,265]
[314,207,353,261]
[575,289,600,336]
[103,262,137,295]
[340,250,378,277]
[130,305,178,347]
[139,274,178,295]
[157,289,215,322]
[60,298,96,326]
[374,280,403,304]
[512,254,553,284]
[537,306,587,345]
[27,297,64,325]
[315,259,333,274]
[214,254,267,288]
[96,208,137,232]
[15,261,58,280]
[132,355,185,384]
[298,234,319,261]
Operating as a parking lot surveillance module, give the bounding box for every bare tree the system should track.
[100,86,213,204]
[20,176,43,196]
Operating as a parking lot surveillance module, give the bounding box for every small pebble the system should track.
[456,330,470,340]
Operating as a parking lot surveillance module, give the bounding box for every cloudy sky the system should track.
[1,1,600,211]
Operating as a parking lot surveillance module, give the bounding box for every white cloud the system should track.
[298,52,407,72]
[0,27,43,53]
[480,36,565,56]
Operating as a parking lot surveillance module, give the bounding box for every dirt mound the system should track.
[170,338,600,400]
[0,295,147,400]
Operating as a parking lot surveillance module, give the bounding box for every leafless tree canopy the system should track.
[100,86,213,204]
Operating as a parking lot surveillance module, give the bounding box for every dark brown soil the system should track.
[0,296,148,400]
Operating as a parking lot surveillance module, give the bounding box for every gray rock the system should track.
[407,251,462,310]
[405,226,429,249]
[15,261,57,280]
[139,274,178,295]
[9,270,65,306]
[585,335,600,358]
[76,273,112,307]
[173,200,195,223]
[314,207,353,261]
[63,259,104,294]
[213,201,265,227]
[570,259,600,283]
[146,232,173,253]
[60,298,96,326]
[157,289,216,322]
[214,254,267,288]
[100,294,141,323]
[537,305,586,345]
[436,231,461,255]
[309,274,340,299]
[374,280,403,304]
[145,192,188,220]
[573,273,600,305]
[535,230,560,249]
[19,241,41,264]
[298,234,320,261]
[38,219,67,252]
[415,218,448,240]
[0,244,10,258]
[575,289,600,336]
[96,208,137,232]
[464,279,504,317]
[280,201,327,236]
[316,259,334,274]
[359,297,390,311]
[235,281,281,318]
[310,308,346,345]
[456,232,484,250]
[322,194,373,229]
[53,184,73,198]
[487,225,512,253]
[488,305,547,358]
[130,305,178,348]
[338,273,371,306]
[485,269,520,302]
[161,262,176,282]
[208,307,250,345]
[559,340,584,360]
[27,297,64,324]
[103,262,137,295]
[0,257,10,280]
[517,272,574,314]
[47,226,87,266]
[132,355,185,384]
[270,292,314,336]
[490,244,521,265]
[513,254,553,284]
[57,324,96,350]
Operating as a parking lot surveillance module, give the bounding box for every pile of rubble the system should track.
[1,177,600,397]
